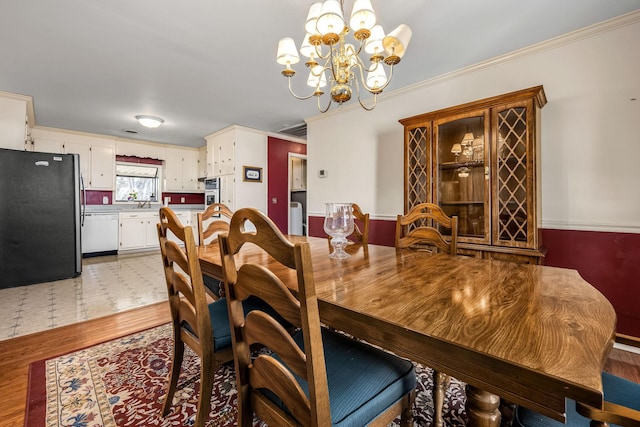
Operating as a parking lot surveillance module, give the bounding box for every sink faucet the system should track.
[137,201,151,209]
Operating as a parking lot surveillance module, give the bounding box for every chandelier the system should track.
[276,0,412,112]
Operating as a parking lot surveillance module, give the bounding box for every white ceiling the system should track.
[1,1,639,147]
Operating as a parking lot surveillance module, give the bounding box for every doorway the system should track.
[288,153,307,235]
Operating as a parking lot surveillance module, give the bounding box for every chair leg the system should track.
[433,370,450,427]
[194,354,214,427]
[400,390,415,427]
[162,336,185,416]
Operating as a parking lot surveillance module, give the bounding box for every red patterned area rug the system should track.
[25,324,467,426]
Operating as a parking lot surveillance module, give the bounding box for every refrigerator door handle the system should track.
[81,174,86,227]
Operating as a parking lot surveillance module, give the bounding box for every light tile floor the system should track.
[0,252,166,341]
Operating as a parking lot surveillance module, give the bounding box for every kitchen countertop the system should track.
[85,204,205,214]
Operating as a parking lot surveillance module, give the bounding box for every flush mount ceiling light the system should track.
[276,0,412,112]
[135,115,164,129]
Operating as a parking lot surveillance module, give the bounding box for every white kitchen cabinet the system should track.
[165,146,200,192]
[116,140,165,160]
[0,93,32,151]
[198,146,207,180]
[208,130,235,177]
[31,128,115,190]
[290,157,307,191]
[204,126,267,213]
[219,174,235,209]
[119,211,159,251]
[33,138,63,153]
[64,141,115,190]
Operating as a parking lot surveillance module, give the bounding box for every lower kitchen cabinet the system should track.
[119,210,195,251]
[119,212,160,251]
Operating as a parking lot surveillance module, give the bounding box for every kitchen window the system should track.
[115,162,161,202]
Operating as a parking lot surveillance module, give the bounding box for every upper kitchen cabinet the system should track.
[204,126,267,212]
[31,128,115,190]
[207,129,235,177]
[198,146,207,179]
[64,141,114,190]
[0,92,34,151]
[399,86,546,264]
[164,146,200,192]
[116,139,165,160]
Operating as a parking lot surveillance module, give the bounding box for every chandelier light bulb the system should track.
[349,0,376,33]
[365,24,385,55]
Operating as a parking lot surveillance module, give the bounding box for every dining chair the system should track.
[218,207,417,427]
[395,202,458,427]
[349,202,370,245]
[514,340,640,427]
[157,206,236,427]
[197,203,233,298]
[395,202,458,254]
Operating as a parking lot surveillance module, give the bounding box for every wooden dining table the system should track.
[198,236,616,427]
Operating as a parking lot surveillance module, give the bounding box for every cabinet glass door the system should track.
[405,125,431,210]
[493,102,532,248]
[434,111,490,244]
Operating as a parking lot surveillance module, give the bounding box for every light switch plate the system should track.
[102,196,109,204]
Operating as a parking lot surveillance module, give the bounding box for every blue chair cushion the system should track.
[515,372,640,427]
[263,328,417,427]
[183,295,276,352]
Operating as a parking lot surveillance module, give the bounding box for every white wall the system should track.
[306,12,640,233]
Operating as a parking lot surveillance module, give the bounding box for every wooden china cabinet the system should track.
[399,86,547,264]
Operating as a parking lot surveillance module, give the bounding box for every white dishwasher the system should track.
[82,212,119,256]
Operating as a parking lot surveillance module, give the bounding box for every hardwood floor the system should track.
[0,301,171,427]
[0,300,638,427]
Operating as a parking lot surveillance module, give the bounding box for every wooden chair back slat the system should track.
[395,202,458,254]
[197,203,233,245]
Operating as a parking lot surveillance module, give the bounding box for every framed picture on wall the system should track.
[243,166,262,182]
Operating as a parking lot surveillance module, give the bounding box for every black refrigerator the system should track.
[0,148,82,288]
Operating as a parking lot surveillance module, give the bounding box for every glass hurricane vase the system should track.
[324,202,355,259]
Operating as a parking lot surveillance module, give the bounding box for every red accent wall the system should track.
[541,228,640,337]
[267,137,307,234]
[84,190,113,205]
[161,192,204,205]
[309,215,397,247]
[310,216,640,337]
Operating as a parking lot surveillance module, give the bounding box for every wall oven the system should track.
[204,177,220,207]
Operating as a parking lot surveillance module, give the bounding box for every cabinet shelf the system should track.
[439,160,484,170]
[440,201,484,205]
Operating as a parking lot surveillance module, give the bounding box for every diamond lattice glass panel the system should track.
[497,107,528,242]
[408,127,429,209]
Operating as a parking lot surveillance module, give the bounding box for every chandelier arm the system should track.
[352,71,377,111]
[313,44,332,61]
[286,76,318,101]
[357,92,378,111]
[317,95,332,113]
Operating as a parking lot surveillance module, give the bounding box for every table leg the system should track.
[433,371,450,427]
[465,385,501,427]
